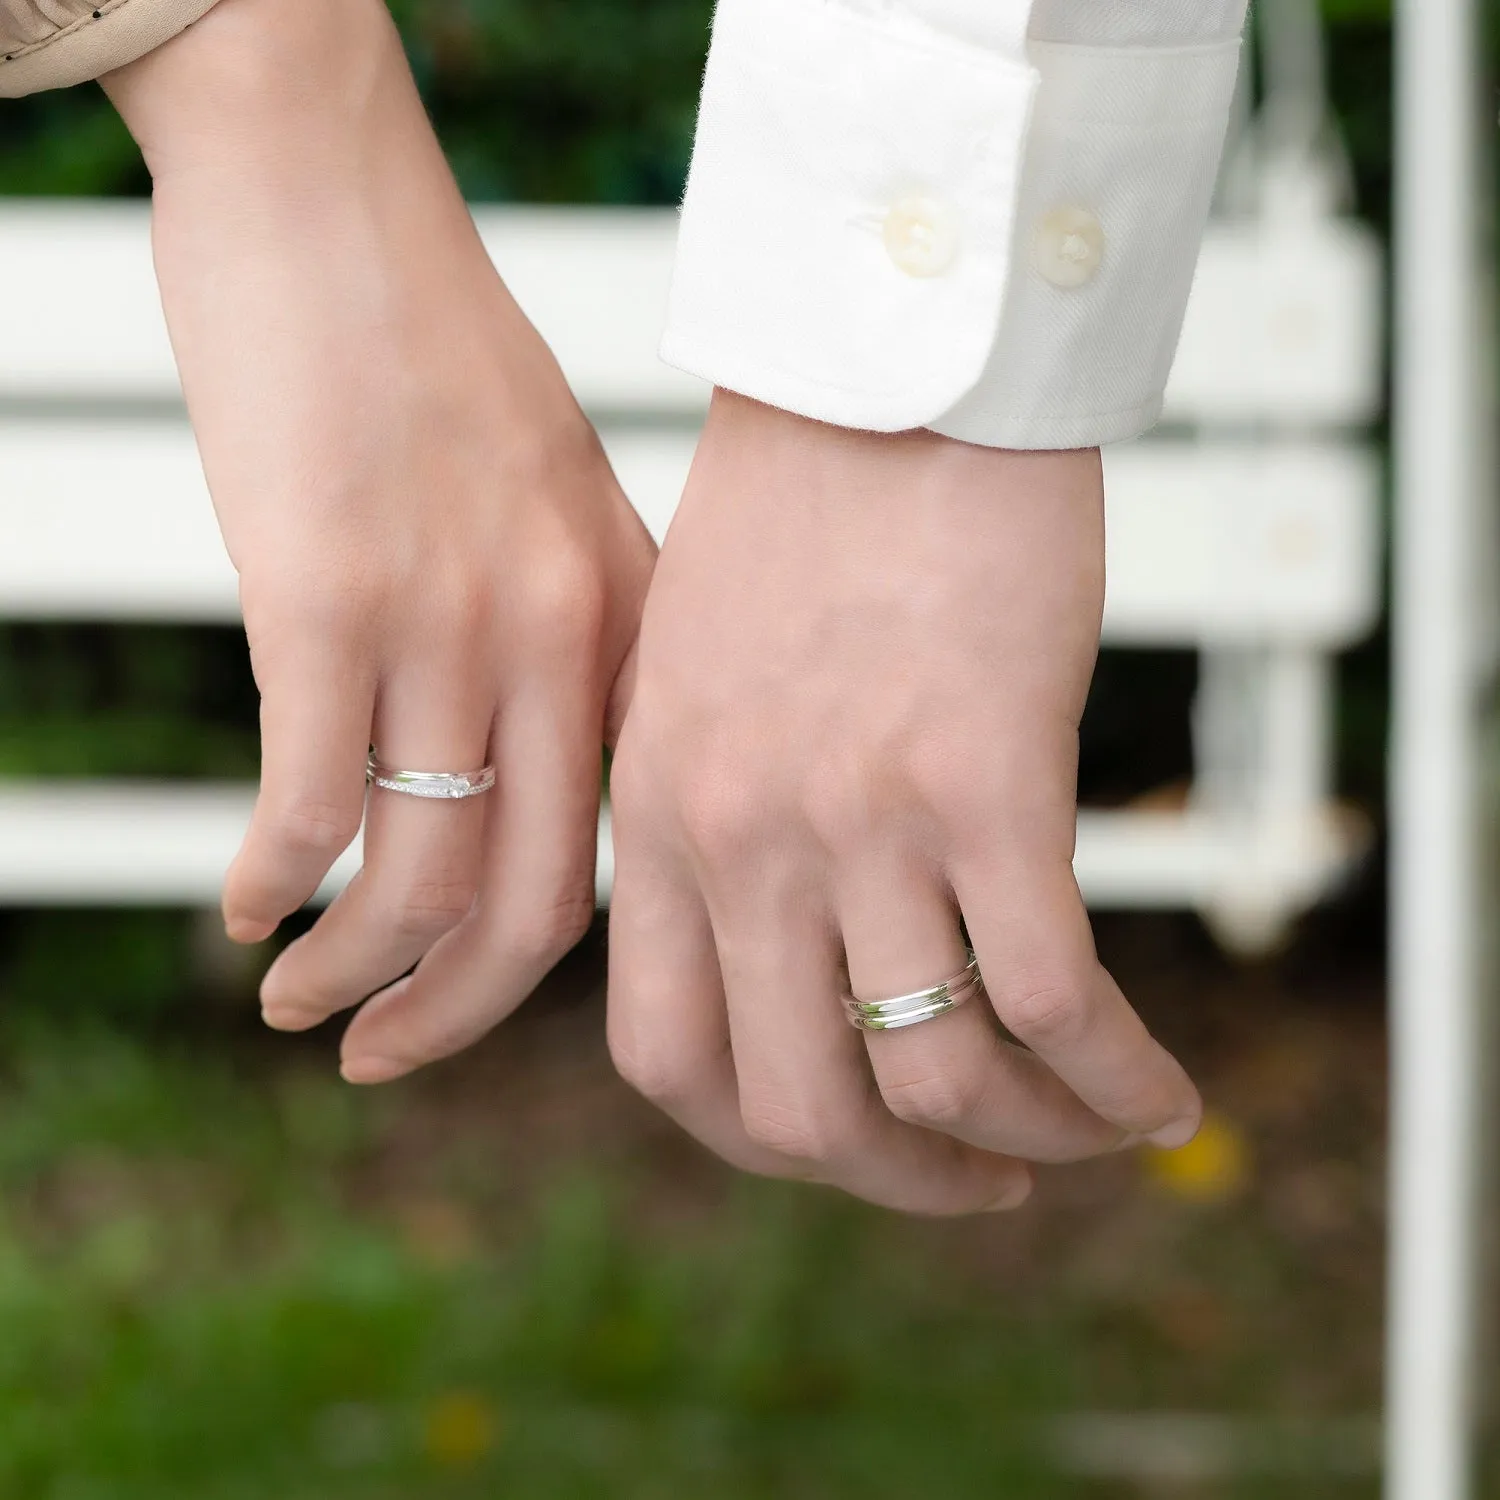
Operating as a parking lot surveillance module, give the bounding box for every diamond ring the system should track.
[365,749,497,800]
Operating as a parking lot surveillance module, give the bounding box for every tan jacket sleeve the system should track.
[0,0,222,97]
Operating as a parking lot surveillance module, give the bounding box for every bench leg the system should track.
[1192,644,1333,955]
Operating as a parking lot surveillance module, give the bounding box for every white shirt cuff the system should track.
[661,0,1244,450]
[660,0,1038,433]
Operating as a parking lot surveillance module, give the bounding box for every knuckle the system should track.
[739,1097,848,1166]
[243,565,374,650]
[386,878,476,941]
[428,570,500,644]
[997,974,1090,1051]
[878,1068,982,1132]
[677,770,761,862]
[522,546,607,654]
[608,1031,693,1110]
[902,732,972,815]
[800,760,880,855]
[508,886,596,965]
[903,728,1052,837]
[261,797,361,858]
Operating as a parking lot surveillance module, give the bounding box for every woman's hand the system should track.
[606,391,1200,1214]
[104,0,655,1078]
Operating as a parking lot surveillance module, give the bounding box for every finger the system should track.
[258,667,494,1031]
[605,825,802,1178]
[711,868,1032,1216]
[839,856,1126,1163]
[951,855,1202,1148]
[336,679,601,1083]
[222,647,374,943]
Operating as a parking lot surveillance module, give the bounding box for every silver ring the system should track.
[366,749,496,800]
[843,952,983,1032]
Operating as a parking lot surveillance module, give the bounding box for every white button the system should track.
[882,196,959,278]
[1032,206,1105,288]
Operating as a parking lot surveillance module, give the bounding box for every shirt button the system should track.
[882,196,959,277]
[1032,206,1105,288]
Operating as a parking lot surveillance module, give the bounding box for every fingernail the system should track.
[226,917,276,944]
[260,1003,321,1034]
[984,1175,1033,1213]
[340,1056,409,1086]
[1110,1132,1146,1154]
[1148,1113,1203,1151]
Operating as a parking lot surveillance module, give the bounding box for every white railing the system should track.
[0,198,1381,951]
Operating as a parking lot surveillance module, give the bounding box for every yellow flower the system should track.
[422,1390,498,1469]
[1145,1112,1250,1202]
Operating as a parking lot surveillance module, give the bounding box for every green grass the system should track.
[0,1015,1385,1500]
[0,1024,1065,1498]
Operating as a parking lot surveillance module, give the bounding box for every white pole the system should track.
[1388,0,1493,1495]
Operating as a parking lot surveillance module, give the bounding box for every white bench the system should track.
[0,198,1381,950]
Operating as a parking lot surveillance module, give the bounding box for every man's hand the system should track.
[606,390,1200,1214]
[104,0,655,1079]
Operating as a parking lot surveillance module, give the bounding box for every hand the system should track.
[105,0,655,1078]
[606,391,1200,1214]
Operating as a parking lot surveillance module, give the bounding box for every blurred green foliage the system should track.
[388,0,714,202]
[0,625,259,777]
[0,1019,1384,1499]
[0,0,720,203]
[0,1024,1064,1499]
[0,0,1415,204]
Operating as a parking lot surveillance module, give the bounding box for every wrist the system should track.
[101,0,413,188]
[705,389,1103,536]
[103,0,489,304]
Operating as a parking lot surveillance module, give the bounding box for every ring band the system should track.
[366,749,497,800]
[843,952,983,1032]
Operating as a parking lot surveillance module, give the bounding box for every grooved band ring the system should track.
[843,952,984,1032]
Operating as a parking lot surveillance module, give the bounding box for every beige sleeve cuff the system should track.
[0,0,222,97]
